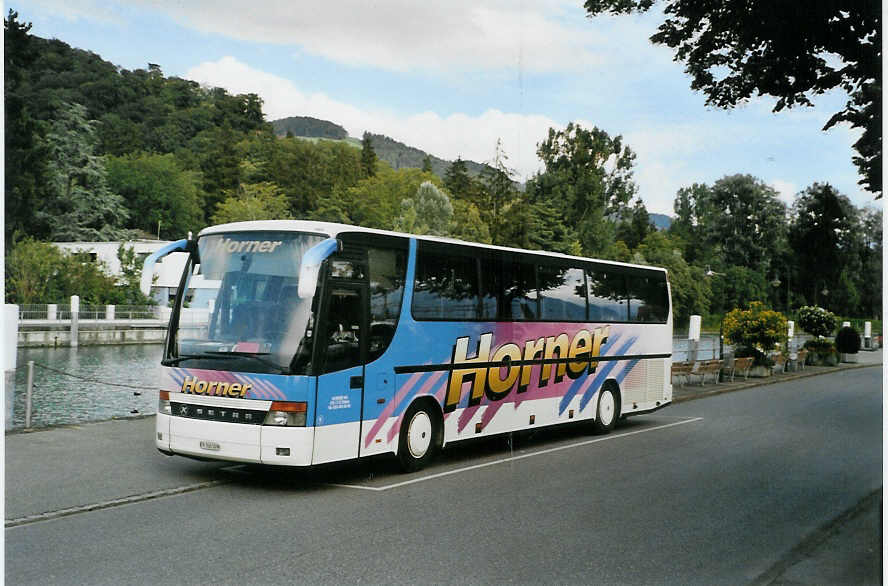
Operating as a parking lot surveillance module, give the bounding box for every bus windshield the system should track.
[170,231,326,374]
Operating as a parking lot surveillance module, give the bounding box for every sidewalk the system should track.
[672,348,883,404]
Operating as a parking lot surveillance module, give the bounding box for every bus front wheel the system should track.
[397,401,442,472]
[592,383,619,434]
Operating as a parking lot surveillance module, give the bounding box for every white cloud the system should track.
[145,0,611,74]
[187,56,558,179]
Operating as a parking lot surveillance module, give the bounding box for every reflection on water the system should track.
[11,335,726,429]
[12,345,163,429]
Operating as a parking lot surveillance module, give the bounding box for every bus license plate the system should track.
[200,440,221,451]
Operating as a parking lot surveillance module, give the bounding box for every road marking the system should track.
[330,416,704,492]
[5,478,231,529]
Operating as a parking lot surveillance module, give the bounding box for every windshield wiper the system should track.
[205,351,290,374]
[163,352,289,374]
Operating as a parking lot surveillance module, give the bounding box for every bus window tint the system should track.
[413,251,480,320]
[628,274,668,323]
[479,256,500,320]
[503,260,537,320]
[538,266,587,322]
[368,247,407,360]
[587,270,627,322]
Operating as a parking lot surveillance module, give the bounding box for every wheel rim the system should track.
[406,411,433,459]
[598,389,615,426]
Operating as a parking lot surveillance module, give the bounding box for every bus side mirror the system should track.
[298,238,341,299]
[140,239,190,296]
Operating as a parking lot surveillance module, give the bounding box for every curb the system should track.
[673,362,881,404]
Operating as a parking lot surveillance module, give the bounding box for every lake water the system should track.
[10,334,725,429]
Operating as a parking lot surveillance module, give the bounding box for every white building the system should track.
[53,240,188,304]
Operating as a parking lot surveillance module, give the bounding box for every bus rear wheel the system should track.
[592,383,619,434]
[397,402,442,472]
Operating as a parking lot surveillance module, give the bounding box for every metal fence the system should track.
[17,304,160,321]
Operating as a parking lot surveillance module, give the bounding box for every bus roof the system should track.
[199,219,668,274]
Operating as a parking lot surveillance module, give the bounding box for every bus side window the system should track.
[502,260,537,320]
[628,274,668,323]
[479,256,500,320]
[413,250,480,320]
[587,270,627,322]
[368,247,406,360]
[538,265,587,322]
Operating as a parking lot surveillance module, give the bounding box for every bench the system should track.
[772,353,788,374]
[697,359,724,385]
[724,356,754,382]
[670,361,694,387]
[795,349,808,370]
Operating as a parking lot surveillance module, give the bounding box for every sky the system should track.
[17,0,879,215]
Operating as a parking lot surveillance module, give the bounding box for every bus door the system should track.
[312,283,368,464]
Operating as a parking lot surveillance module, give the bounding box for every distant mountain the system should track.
[650,213,672,230]
[270,117,490,179]
[365,133,489,178]
[272,116,348,140]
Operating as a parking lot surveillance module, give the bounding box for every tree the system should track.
[211,182,292,224]
[41,102,131,241]
[479,139,520,245]
[701,174,787,271]
[394,181,453,236]
[5,10,52,243]
[361,131,378,177]
[106,152,205,239]
[615,198,654,249]
[5,238,130,304]
[788,183,861,312]
[529,122,637,256]
[633,231,710,323]
[584,0,882,197]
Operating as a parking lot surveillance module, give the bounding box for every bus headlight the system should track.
[264,402,308,427]
[158,391,172,415]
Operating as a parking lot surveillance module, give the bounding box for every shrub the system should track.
[797,305,838,338]
[723,302,788,366]
[835,326,861,354]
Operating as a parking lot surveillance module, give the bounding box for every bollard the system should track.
[864,321,872,349]
[71,294,80,349]
[3,304,19,430]
[25,360,34,429]
[687,315,701,363]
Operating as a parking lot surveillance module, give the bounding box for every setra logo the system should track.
[181,376,252,398]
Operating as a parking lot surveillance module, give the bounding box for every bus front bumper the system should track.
[156,413,314,466]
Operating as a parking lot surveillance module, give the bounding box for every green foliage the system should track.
[530,122,636,257]
[633,231,710,323]
[584,0,881,197]
[115,245,154,305]
[723,302,788,363]
[5,239,145,305]
[449,199,491,244]
[835,326,861,354]
[212,182,292,224]
[361,132,378,178]
[394,181,453,236]
[41,102,131,241]
[797,305,838,338]
[106,152,204,239]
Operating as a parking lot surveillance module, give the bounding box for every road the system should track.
[6,367,881,585]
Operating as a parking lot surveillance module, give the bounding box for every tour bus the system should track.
[147,220,672,471]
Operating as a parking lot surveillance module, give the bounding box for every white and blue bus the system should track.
[148,221,673,471]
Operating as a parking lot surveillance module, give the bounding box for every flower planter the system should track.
[840,353,859,363]
[747,365,772,378]
[807,352,839,366]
